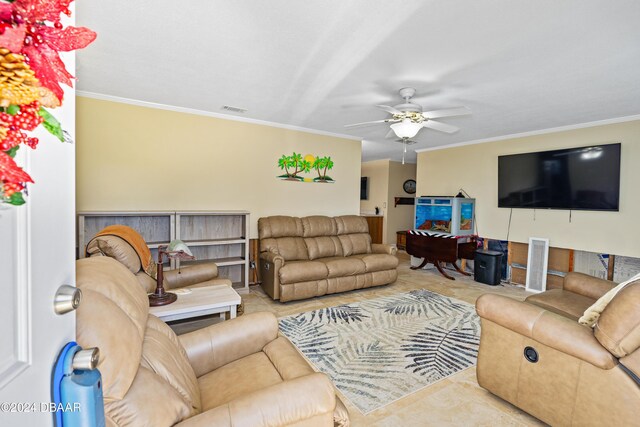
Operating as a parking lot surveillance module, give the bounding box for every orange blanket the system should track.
[94,225,156,278]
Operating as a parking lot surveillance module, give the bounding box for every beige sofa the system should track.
[475,272,640,426]
[258,215,398,302]
[76,256,349,427]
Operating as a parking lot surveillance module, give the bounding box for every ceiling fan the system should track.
[345,87,471,139]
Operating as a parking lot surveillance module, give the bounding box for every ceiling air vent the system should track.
[221,105,247,113]
[526,237,549,293]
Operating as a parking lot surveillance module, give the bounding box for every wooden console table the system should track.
[406,230,477,280]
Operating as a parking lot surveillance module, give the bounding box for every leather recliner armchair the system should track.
[475,273,640,426]
[76,256,350,426]
[86,228,232,293]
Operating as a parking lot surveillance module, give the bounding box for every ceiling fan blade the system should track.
[344,119,389,128]
[422,106,471,119]
[422,120,459,134]
[376,104,402,115]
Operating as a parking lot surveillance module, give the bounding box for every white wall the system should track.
[361,159,416,244]
[360,160,389,215]
[416,119,640,257]
[386,161,417,244]
[77,97,362,237]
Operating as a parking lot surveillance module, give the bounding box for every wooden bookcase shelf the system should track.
[77,210,250,293]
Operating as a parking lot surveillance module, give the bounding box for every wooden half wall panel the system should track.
[509,241,571,290]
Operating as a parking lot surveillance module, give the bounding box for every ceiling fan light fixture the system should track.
[390,119,422,139]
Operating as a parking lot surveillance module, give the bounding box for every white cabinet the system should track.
[77,210,250,293]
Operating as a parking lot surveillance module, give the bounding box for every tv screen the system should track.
[360,177,368,200]
[498,143,621,211]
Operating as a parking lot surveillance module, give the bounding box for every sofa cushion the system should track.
[352,253,399,273]
[338,233,372,256]
[525,289,595,321]
[302,215,338,237]
[335,215,369,235]
[280,279,329,302]
[105,366,193,427]
[578,273,640,327]
[564,272,617,300]
[279,260,328,284]
[76,257,149,401]
[305,236,343,260]
[260,237,309,261]
[263,337,316,380]
[86,235,142,274]
[258,216,304,239]
[318,256,366,278]
[141,316,201,415]
[198,352,282,411]
[594,280,640,358]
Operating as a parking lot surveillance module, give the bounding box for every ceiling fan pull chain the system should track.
[402,141,407,164]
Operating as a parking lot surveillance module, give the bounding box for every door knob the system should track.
[54,285,82,315]
[72,347,100,370]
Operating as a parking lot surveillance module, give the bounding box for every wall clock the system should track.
[403,179,416,194]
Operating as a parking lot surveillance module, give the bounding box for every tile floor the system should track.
[241,252,546,427]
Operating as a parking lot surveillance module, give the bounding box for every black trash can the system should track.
[474,249,503,286]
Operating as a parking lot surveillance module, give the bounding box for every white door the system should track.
[0,56,77,424]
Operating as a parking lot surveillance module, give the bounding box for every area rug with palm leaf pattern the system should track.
[279,289,480,414]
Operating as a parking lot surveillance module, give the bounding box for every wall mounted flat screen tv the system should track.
[498,143,621,211]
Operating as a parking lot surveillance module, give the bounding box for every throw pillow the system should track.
[579,272,640,327]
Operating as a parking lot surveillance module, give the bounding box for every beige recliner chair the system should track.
[76,257,350,427]
[475,273,640,426]
[86,228,232,293]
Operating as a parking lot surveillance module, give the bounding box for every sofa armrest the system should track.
[372,243,397,255]
[260,251,285,265]
[174,373,336,427]
[178,312,279,377]
[259,251,285,300]
[163,263,218,289]
[563,272,616,300]
[476,294,617,370]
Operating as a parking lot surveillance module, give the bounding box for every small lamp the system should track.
[148,239,195,307]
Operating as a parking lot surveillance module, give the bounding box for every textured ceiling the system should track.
[76,0,640,163]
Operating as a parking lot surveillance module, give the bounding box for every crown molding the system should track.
[76,91,361,141]
[415,114,640,153]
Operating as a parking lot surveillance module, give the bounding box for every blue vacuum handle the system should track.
[53,342,106,427]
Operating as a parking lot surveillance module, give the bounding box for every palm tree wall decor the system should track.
[277,152,335,183]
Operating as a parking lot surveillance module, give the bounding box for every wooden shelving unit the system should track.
[77,211,174,267]
[77,210,250,293]
[394,197,415,207]
[175,211,249,293]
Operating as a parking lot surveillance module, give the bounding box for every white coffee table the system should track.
[149,284,241,322]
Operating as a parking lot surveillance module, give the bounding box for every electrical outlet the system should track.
[383,202,387,208]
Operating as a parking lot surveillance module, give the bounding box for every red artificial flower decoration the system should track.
[0,0,96,204]
[14,0,97,102]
